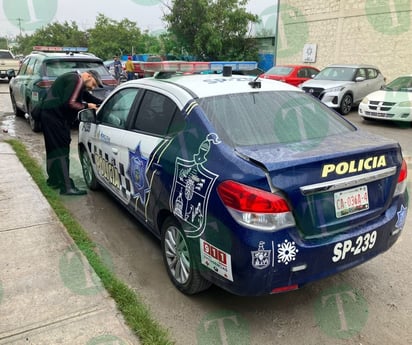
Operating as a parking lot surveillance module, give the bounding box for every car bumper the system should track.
[319,91,342,109]
[359,103,412,122]
[200,194,408,296]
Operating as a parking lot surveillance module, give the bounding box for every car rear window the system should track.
[0,51,14,59]
[265,66,293,76]
[199,91,355,147]
[46,60,111,77]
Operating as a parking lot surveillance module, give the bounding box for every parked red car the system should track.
[261,64,320,87]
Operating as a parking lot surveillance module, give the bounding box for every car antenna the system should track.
[248,74,261,89]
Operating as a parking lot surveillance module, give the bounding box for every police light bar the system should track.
[141,61,210,73]
[141,61,258,74]
[33,46,88,52]
[210,61,258,71]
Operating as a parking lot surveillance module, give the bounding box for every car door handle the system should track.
[152,162,162,169]
[112,148,118,155]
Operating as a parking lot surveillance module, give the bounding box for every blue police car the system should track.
[78,62,408,296]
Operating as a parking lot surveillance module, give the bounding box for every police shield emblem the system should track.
[170,134,220,238]
[251,241,271,270]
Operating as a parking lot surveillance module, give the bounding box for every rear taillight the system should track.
[394,159,407,197]
[103,79,118,86]
[35,80,54,88]
[217,180,295,231]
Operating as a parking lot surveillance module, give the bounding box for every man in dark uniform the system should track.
[41,70,103,195]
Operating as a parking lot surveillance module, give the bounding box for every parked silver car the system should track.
[300,64,386,115]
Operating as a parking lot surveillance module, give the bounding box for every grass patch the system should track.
[6,139,174,345]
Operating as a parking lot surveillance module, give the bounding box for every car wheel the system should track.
[80,148,100,190]
[161,217,211,295]
[339,94,353,115]
[10,92,24,117]
[27,102,42,132]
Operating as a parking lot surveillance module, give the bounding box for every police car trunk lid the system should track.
[236,130,402,239]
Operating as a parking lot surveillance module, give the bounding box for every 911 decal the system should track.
[200,239,233,281]
[332,231,377,262]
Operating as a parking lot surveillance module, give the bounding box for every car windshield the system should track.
[314,67,356,81]
[199,91,355,147]
[265,66,293,76]
[385,76,412,92]
[0,51,14,59]
[46,60,111,78]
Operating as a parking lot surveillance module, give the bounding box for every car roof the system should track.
[325,64,380,69]
[30,51,102,61]
[126,72,301,99]
[274,64,317,68]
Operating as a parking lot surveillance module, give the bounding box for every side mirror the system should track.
[78,108,96,123]
[355,76,365,82]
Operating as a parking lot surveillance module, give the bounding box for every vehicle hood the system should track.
[301,79,353,89]
[365,89,412,103]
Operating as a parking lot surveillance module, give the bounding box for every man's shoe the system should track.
[60,187,87,196]
[47,180,60,189]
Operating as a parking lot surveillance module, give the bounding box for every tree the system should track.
[15,21,88,55]
[87,14,143,60]
[0,37,8,50]
[164,0,259,61]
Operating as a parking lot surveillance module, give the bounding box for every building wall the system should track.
[274,0,411,82]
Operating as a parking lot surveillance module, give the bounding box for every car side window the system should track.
[32,59,41,75]
[308,68,318,77]
[366,68,378,79]
[26,57,37,76]
[19,57,30,75]
[98,88,140,129]
[356,68,366,79]
[133,90,179,136]
[297,68,306,78]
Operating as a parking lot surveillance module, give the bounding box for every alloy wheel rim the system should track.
[164,226,190,284]
[81,153,93,184]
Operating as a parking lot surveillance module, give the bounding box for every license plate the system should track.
[334,185,369,218]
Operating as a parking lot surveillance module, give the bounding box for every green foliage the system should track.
[87,14,143,60]
[10,4,259,62]
[15,21,88,55]
[0,37,8,49]
[164,0,259,60]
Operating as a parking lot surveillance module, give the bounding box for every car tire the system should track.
[339,93,353,115]
[161,217,212,295]
[28,102,42,132]
[80,148,100,190]
[10,92,24,117]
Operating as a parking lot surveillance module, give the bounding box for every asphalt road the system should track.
[1,80,411,345]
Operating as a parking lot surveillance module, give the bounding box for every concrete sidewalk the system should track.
[0,142,140,344]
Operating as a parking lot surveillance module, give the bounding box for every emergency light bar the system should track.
[33,46,89,52]
[141,61,210,73]
[141,61,258,74]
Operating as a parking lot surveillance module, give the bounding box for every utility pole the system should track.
[273,0,281,66]
[16,18,23,36]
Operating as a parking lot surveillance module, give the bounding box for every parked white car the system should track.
[300,64,386,115]
[358,74,412,122]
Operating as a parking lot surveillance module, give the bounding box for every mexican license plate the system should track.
[334,185,369,218]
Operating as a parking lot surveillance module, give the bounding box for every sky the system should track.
[0,0,278,38]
